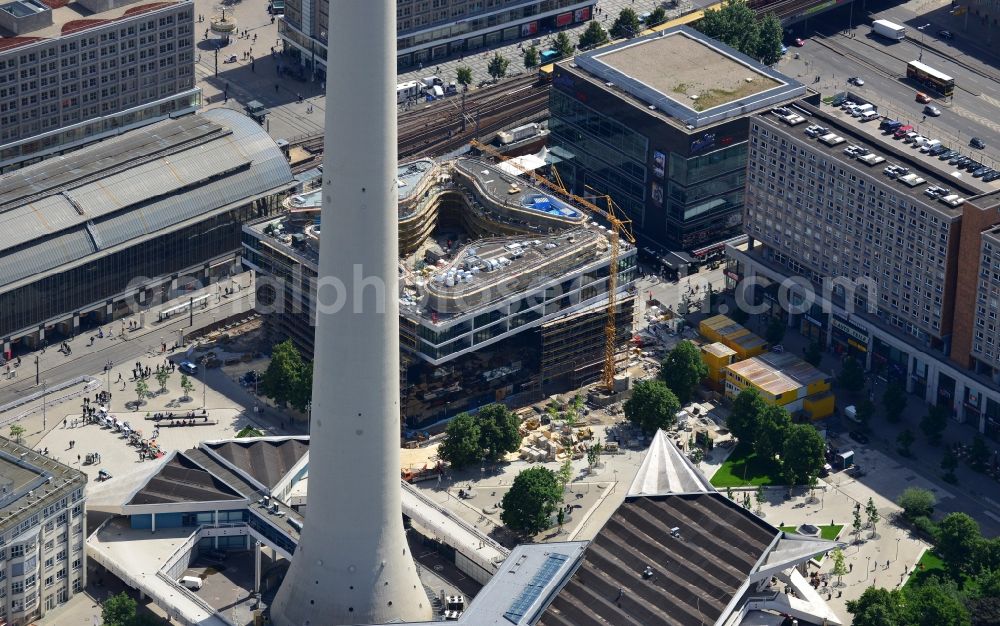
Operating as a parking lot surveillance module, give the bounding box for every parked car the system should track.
[794,37,806,46]
[848,431,870,445]
[938,29,954,39]
[938,150,957,160]
[928,145,949,156]
[970,137,987,149]
[916,92,932,103]
[924,105,941,116]
[950,154,968,165]
[893,125,914,139]
[179,360,198,375]
[966,160,983,171]
[973,166,992,178]
[983,171,1000,182]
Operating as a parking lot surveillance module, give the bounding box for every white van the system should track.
[852,103,875,117]
[860,111,879,122]
[180,576,203,590]
[920,139,942,153]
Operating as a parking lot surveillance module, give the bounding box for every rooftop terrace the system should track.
[726,351,829,396]
[570,26,805,129]
[0,0,183,42]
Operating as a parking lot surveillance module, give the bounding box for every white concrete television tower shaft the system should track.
[268,0,431,624]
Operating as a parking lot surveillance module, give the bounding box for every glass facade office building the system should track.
[550,69,751,254]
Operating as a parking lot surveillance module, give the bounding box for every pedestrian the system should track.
[77,454,81,463]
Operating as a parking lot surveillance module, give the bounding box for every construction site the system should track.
[242,149,638,428]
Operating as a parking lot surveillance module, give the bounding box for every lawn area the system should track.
[779,524,844,541]
[711,442,781,487]
[905,550,947,588]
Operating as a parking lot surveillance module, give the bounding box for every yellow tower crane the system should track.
[469,140,635,392]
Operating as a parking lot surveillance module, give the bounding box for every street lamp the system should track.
[895,537,901,560]
[865,555,871,580]
[42,378,48,430]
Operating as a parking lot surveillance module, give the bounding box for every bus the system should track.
[906,60,954,96]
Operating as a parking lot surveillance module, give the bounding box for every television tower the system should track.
[268,0,431,624]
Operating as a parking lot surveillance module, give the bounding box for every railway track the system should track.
[290,74,549,172]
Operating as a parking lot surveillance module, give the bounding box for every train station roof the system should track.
[0,108,295,293]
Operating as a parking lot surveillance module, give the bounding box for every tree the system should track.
[882,382,907,423]
[755,12,784,65]
[8,424,24,444]
[921,405,949,445]
[624,380,681,435]
[781,423,825,486]
[558,457,573,490]
[578,21,609,49]
[754,485,765,515]
[523,44,539,69]
[697,0,761,59]
[804,341,823,366]
[501,467,563,536]
[477,403,522,461]
[852,506,863,543]
[180,374,194,400]
[438,413,481,470]
[659,340,707,404]
[865,496,880,537]
[897,428,915,457]
[831,548,848,586]
[727,388,766,444]
[941,447,959,482]
[586,442,602,469]
[455,65,473,90]
[155,368,170,393]
[553,31,574,58]
[855,398,875,432]
[487,53,509,80]
[102,592,139,626]
[969,435,990,472]
[846,587,907,626]
[753,404,791,462]
[765,317,786,345]
[610,8,641,39]
[236,426,265,438]
[839,356,865,392]
[904,579,972,626]
[937,513,983,578]
[969,596,1000,626]
[897,486,936,520]
[289,360,312,412]
[646,6,667,26]
[134,379,149,405]
[261,340,304,407]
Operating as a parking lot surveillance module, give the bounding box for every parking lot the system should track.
[776,0,1000,172]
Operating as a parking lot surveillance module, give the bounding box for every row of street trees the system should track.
[726,388,826,486]
[696,0,785,65]
[847,511,1000,626]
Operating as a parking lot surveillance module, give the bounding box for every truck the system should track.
[872,19,906,40]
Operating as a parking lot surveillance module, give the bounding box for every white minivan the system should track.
[860,111,879,122]
[180,576,203,590]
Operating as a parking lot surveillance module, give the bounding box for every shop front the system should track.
[831,315,869,358]
[910,359,929,399]
[963,388,984,429]
[799,304,826,343]
[985,398,1000,441]
[871,336,908,384]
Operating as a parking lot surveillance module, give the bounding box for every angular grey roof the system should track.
[0,109,294,290]
[627,429,715,497]
[204,437,309,490]
[126,451,244,506]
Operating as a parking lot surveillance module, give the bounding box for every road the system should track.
[0,291,254,408]
[780,0,1000,170]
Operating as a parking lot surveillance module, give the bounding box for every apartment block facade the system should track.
[0,439,87,625]
[279,0,593,75]
[730,100,1000,438]
[0,0,199,172]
